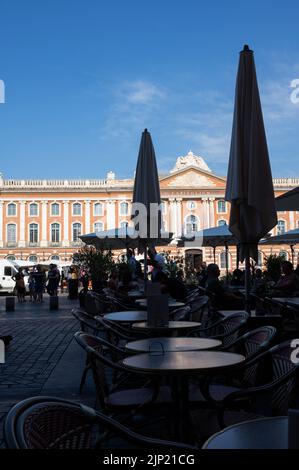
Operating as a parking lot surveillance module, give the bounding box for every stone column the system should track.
[168,198,177,235]
[63,201,69,247]
[85,200,91,234]
[107,200,116,230]
[176,198,183,237]
[209,198,215,228]
[0,201,3,247]
[19,201,26,247]
[40,201,48,247]
[202,198,209,229]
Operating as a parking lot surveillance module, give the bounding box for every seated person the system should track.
[206,264,244,310]
[251,268,266,295]
[107,270,119,291]
[230,269,245,287]
[154,271,188,301]
[274,261,299,296]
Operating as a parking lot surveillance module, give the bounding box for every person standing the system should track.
[68,267,79,299]
[12,268,26,303]
[32,265,46,303]
[47,264,60,296]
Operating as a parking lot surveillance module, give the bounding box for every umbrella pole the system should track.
[290,245,295,265]
[225,243,229,278]
[144,243,148,292]
[245,254,251,314]
[213,246,216,263]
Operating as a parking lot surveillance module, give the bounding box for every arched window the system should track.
[72,202,82,216]
[220,251,229,270]
[51,255,60,261]
[7,203,16,216]
[51,203,60,216]
[185,215,198,234]
[257,251,263,267]
[279,250,288,261]
[29,203,38,216]
[72,223,82,242]
[94,203,103,216]
[29,223,38,244]
[6,255,16,261]
[94,222,103,233]
[7,223,16,244]
[217,200,227,213]
[120,202,129,216]
[51,223,60,243]
[28,255,38,263]
[277,220,286,235]
[218,219,227,227]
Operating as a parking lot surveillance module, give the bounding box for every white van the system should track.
[0,260,18,294]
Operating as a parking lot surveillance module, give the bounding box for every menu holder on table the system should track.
[147,294,169,327]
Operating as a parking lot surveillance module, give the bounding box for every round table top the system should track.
[132,321,201,331]
[122,350,245,374]
[104,311,147,323]
[203,417,287,449]
[125,337,222,353]
[127,291,145,298]
[135,299,185,308]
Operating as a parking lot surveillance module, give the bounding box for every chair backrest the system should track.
[4,397,197,449]
[72,308,101,334]
[84,291,103,316]
[269,341,299,415]
[209,312,249,347]
[171,305,191,321]
[74,332,111,407]
[188,295,210,322]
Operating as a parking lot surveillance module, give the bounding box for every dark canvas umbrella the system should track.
[276,187,299,211]
[260,228,299,263]
[131,129,167,283]
[225,45,277,312]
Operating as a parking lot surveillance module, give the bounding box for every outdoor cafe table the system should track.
[135,299,185,309]
[203,416,288,449]
[103,311,147,323]
[125,337,222,354]
[132,321,201,337]
[122,350,245,441]
[127,290,145,299]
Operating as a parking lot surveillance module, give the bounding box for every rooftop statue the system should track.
[170,150,212,174]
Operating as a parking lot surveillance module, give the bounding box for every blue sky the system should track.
[0,0,299,179]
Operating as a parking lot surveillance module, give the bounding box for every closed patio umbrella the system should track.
[225,45,277,312]
[131,129,167,283]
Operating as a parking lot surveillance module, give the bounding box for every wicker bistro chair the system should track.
[187,295,210,323]
[187,312,249,348]
[74,332,173,416]
[193,326,277,406]
[4,396,197,450]
[169,305,192,321]
[72,308,103,336]
[214,340,299,428]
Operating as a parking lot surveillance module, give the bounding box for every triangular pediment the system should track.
[159,166,226,189]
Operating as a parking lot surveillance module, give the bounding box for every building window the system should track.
[94,203,103,216]
[277,220,286,235]
[218,219,227,227]
[73,202,82,216]
[51,203,60,216]
[7,203,16,216]
[279,250,288,261]
[7,224,16,244]
[187,201,197,210]
[51,223,60,243]
[6,255,16,261]
[29,203,38,216]
[220,251,229,270]
[94,222,103,233]
[72,223,82,242]
[185,215,198,234]
[257,251,263,267]
[29,223,38,244]
[217,200,227,213]
[28,255,38,263]
[120,202,129,216]
[51,255,60,261]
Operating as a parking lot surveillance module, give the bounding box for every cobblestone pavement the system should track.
[0,295,79,448]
